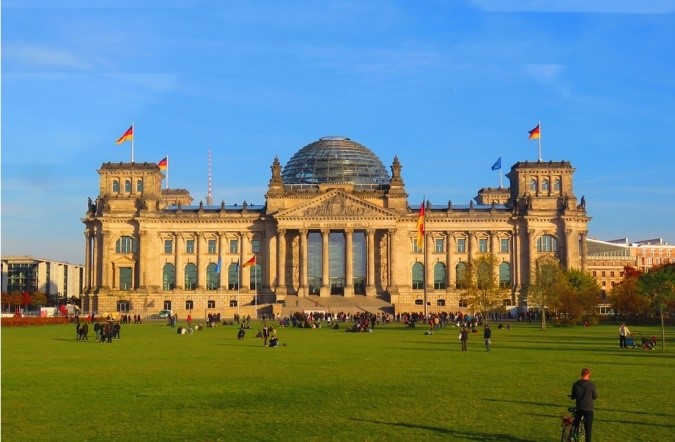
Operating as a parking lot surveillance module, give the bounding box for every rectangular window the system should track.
[208,300,215,309]
[435,238,444,253]
[478,238,488,253]
[500,238,510,253]
[164,239,173,254]
[456,238,466,253]
[185,300,193,310]
[207,239,217,254]
[229,239,239,254]
[251,239,261,253]
[186,239,195,254]
[459,299,467,308]
[412,240,422,254]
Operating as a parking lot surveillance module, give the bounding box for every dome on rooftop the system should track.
[282,136,390,185]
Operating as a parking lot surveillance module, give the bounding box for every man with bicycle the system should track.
[570,367,598,442]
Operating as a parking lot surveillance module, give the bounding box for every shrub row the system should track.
[1,317,71,327]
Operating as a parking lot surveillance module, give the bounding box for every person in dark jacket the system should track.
[570,367,598,442]
[483,325,492,351]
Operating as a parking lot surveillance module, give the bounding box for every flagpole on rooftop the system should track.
[166,155,170,189]
[422,197,428,320]
[131,122,135,162]
[538,120,542,162]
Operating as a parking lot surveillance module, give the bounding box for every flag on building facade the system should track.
[215,257,222,274]
[158,156,168,170]
[116,125,134,144]
[528,124,540,140]
[241,255,256,267]
[416,202,425,250]
[491,157,502,171]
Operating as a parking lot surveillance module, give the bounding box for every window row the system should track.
[112,179,144,193]
[114,236,261,255]
[161,262,262,291]
[410,261,512,289]
[529,177,562,193]
[412,237,512,254]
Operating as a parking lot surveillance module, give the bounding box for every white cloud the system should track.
[4,43,93,70]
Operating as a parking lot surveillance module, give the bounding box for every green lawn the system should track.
[2,320,674,441]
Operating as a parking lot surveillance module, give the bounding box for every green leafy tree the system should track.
[459,254,507,324]
[527,259,568,330]
[566,269,602,319]
[637,263,675,350]
[611,266,650,317]
[31,292,48,308]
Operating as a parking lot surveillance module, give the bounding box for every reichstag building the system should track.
[81,136,590,317]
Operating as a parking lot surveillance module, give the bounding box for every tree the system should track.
[611,266,650,317]
[31,292,48,308]
[637,263,675,350]
[527,258,568,330]
[566,269,602,317]
[459,254,507,324]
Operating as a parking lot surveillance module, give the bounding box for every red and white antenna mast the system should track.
[206,148,213,206]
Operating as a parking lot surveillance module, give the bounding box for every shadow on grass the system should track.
[349,417,538,441]
[486,398,675,420]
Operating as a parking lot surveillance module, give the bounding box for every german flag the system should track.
[416,202,425,250]
[241,255,256,267]
[528,124,540,140]
[116,125,134,144]
[158,157,168,170]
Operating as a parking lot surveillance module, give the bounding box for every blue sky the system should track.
[3,0,675,264]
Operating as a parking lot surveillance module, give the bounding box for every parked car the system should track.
[158,309,173,319]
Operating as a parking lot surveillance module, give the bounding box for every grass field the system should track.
[2,319,674,441]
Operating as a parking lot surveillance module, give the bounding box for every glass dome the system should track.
[282,136,390,185]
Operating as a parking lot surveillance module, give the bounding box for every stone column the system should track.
[92,227,100,289]
[217,233,225,290]
[446,231,453,291]
[513,227,521,292]
[240,232,249,291]
[196,232,205,290]
[277,229,286,293]
[565,229,574,269]
[580,231,588,271]
[344,229,354,297]
[425,233,434,291]
[468,232,476,263]
[527,229,536,289]
[366,229,376,297]
[138,230,147,289]
[299,229,308,297]
[387,229,397,293]
[320,229,330,297]
[101,229,110,289]
[174,232,183,290]
[84,230,91,290]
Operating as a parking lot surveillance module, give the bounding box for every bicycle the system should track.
[561,407,586,442]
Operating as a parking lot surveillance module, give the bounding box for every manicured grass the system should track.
[2,320,674,441]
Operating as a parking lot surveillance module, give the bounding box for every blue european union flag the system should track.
[491,157,502,171]
[215,257,222,274]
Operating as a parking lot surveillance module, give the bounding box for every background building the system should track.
[1,256,84,305]
[82,136,590,318]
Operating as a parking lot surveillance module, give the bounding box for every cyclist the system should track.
[570,367,598,442]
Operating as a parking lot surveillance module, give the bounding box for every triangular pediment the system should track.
[111,255,136,266]
[275,190,398,220]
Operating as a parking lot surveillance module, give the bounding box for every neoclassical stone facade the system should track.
[82,137,589,318]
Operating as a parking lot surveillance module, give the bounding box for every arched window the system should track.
[124,180,132,192]
[249,264,262,290]
[456,262,468,289]
[529,178,537,192]
[136,179,143,192]
[542,179,550,192]
[184,263,197,290]
[499,262,511,288]
[228,263,239,290]
[162,263,175,290]
[411,262,424,289]
[537,235,558,252]
[206,263,219,290]
[112,180,120,192]
[433,262,446,289]
[115,236,137,253]
[554,178,561,192]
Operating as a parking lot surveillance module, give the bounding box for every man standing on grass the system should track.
[570,367,597,442]
[483,325,491,351]
[459,326,469,351]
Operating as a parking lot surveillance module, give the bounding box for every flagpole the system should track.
[131,122,135,162]
[538,120,542,162]
[166,155,170,189]
[423,197,428,320]
[499,168,503,188]
[254,257,257,312]
[237,260,240,319]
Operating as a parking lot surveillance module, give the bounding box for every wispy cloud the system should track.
[470,0,675,14]
[4,43,93,70]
